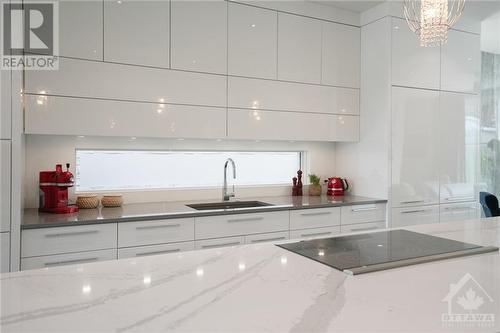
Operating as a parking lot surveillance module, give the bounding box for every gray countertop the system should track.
[22,195,387,229]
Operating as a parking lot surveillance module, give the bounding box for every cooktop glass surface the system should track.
[277,230,490,274]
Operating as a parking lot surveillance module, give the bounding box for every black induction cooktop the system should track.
[277,230,498,275]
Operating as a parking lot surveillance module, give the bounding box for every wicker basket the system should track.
[76,195,99,209]
[101,195,123,207]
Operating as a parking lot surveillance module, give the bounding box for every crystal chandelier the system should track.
[403,0,465,47]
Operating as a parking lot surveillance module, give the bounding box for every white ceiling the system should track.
[311,0,384,13]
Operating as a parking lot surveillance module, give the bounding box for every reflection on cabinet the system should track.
[391,205,440,227]
[277,12,322,84]
[228,3,277,79]
[21,249,117,271]
[1,141,11,232]
[104,0,169,67]
[171,0,227,74]
[0,233,9,273]
[391,87,440,207]
[440,202,481,223]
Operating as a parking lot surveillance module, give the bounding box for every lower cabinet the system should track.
[439,202,481,223]
[391,205,440,227]
[21,249,117,270]
[118,218,194,248]
[290,207,341,230]
[290,226,340,240]
[118,241,195,259]
[1,232,10,273]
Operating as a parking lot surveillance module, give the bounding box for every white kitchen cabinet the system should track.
[21,249,117,270]
[277,13,321,84]
[195,236,245,250]
[228,108,359,142]
[290,208,340,230]
[321,22,360,88]
[439,92,479,203]
[0,232,9,273]
[340,221,386,234]
[1,69,11,139]
[118,241,195,259]
[441,30,480,94]
[391,18,440,90]
[21,224,117,257]
[118,218,194,248]
[228,3,277,79]
[289,226,340,240]
[391,87,440,207]
[391,205,440,227]
[244,231,289,244]
[440,202,481,223]
[171,0,227,74]
[341,203,386,225]
[25,96,226,139]
[104,0,169,67]
[58,1,103,60]
[0,141,11,232]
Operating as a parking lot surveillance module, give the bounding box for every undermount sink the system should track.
[187,201,273,211]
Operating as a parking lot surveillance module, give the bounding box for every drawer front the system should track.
[118,241,195,259]
[290,208,340,230]
[341,203,386,225]
[195,211,289,239]
[244,231,289,245]
[391,205,440,227]
[118,218,194,248]
[440,202,481,223]
[22,224,118,257]
[21,249,117,270]
[340,221,386,234]
[289,226,340,240]
[195,236,245,250]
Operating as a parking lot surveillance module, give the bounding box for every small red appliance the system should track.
[39,163,79,214]
[327,177,349,196]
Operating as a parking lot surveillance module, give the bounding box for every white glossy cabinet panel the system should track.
[290,208,340,230]
[391,18,440,90]
[21,249,117,271]
[321,22,360,88]
[0,233,9,273]
[244,231,289,244]
[391,205,440,227]
[277,13,321,84]
[341,203,386,225]
[171,0,227,74]
[391,87,440,207]
[25,96,226,139]
[195,236,245,250]
[228,108,359,142]
[441,30,480,94]
[25,58,226,107]
[118,241,195,259]
[340,221,386,234]
[440,202,481,223]
[228,3,277,79]
[439,92,479,203]
[1,69,11,139]
[289,226,340,240]
[104,0,169,67]
[0,141,11,232]
[228,76,359,115]
[118,218,194,248]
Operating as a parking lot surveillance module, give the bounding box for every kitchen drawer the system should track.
[340,221,386,234]
[21,224,117,257]
[195,211,289,239]
[289,226,340,240]
[118,241,195,259]
[440,202,481,223]
[195,236,244,250]
[391,205,440,228]
[21,249,117,270]
[244,231,289,245]
[290,208,340,230]
[341,203,386,225]
[118,218,194,248]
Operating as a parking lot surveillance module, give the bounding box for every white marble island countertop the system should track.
[1,218,499,332]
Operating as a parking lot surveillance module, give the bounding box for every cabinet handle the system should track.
[227,217,264,223]
[44,257,99,266]
[250,236,286,243]
[135,248,180,256]
[300,231,332,237]
[201,241,241,249]
[400,209,430,214]
[400,200,425,204]
[348,226,379,232]
[300,212,332,217]
[351,207,377,212]
[445,196,474,202]
[136,224,181,230]
[45,230,98,238]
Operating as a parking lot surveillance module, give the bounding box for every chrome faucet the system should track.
[223,158,236,201]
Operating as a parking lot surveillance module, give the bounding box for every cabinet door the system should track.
[290,208,340,230]
[289,226,340,240]
[195,236,245,250]
[104,0,169,67]
[228,3,277,79]
[439,92,479,203]
[321,22,360,88]
[340,221,386,234]
[244,231,289,245]
[1,69,11,139]
[171,0,227,74]
[277,13,321,84]
[441,30,480,93]
[391,87,440,207]
[118,218,194,248]
[440,202,481,223]
[391,205,440,227]
[391,18,440,89]
[0,141,11,232]
[0,233,9,273]
[21,249,117,271]
[118,241,195,259]
[341,203,386,225]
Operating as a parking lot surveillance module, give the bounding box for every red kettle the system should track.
[327,177,349,196]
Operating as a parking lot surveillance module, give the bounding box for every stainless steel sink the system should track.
[186,201,273,211]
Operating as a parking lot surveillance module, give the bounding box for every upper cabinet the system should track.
[59,1,103,60]
[171,0,227,74]
[321,22,360,88]
[441,30,480,94]
[104,0,169,68]
[391,18,440,90]
[277,13,322,84]
[228,3,277,79]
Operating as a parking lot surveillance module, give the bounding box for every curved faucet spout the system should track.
[223,158,237,201]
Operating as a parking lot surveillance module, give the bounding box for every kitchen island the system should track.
[1,218,499,332]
